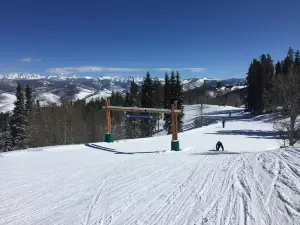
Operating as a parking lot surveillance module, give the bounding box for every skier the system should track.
[222,119,226,128]
[229,112,231,117]
[216,141,224,151]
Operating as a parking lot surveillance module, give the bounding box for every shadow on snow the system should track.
[249,113,286,123]
[204,109,244,116]
[205,129,281,139]
[85,143,165,155]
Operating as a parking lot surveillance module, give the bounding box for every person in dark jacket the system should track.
[222,119,226,128]
[216,141,224,151]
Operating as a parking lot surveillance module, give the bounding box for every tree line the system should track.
[0,71,184,151]
[246,47,300,146]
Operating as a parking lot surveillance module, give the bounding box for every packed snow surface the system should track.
[1,105,300,225]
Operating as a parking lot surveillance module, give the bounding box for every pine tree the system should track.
[152,78,164,132]
[216,81,222,89]
[130,80,141,138]
[140,72,156,137]
[10,82,26,149]
[294,50,300,69]
[163,73,172,134]
[246,61,254,112]
[170,71,177,105]
[123,91,131,138]
[175,71,184,132]
[124,91,130,107]
[1,121,12,152]
[110,92,125,139]
[24,84,33,146]
[25,84,33,115]
[275,61,283,75]
[246,59,263,114]
[125,80,141,139]
[153,78,163,108]
[166,71,177,134]
[253,59,263,114]
[129,80,139,106]
[283,47,294,75]
[30,100,44,147]
[261,54,274,112]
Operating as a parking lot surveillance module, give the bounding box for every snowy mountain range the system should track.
[0,73,246,112]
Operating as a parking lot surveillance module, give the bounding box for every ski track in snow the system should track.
[1,149,299,225]
[1,106,300,225]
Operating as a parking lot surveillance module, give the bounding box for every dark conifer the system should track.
[10,83,26,149]
[163,73,172,134]
[140,72,156,137]
[175,71,184,132]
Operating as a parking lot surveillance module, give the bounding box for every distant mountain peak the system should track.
[0,73,43,80]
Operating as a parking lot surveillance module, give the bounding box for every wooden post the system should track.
[105,99,114,142]
[171,101,180,151]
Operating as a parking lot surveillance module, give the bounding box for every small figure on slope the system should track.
[222,119,226,128]
[216,141,224,151]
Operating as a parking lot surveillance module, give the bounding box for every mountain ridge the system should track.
[0,73,247,113]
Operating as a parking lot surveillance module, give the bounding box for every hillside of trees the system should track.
[246,47,300,146]
[0,71,184,151]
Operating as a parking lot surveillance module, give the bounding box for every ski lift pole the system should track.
[105,99,114,143]
[171,101,180,151]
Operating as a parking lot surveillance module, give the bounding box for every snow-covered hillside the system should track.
[0,93,16,112]
[1,105,299,225]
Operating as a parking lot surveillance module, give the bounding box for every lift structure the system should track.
[104,99,181,151]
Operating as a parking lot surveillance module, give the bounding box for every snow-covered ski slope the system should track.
[1,105,300,225]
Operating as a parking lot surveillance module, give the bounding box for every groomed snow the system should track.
[1,105,300,225]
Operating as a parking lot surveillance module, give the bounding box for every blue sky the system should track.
[0,0,299,79]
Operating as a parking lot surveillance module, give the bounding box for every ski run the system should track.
[1,105,300,225]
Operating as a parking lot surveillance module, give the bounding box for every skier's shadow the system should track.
[191,150,241,155]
